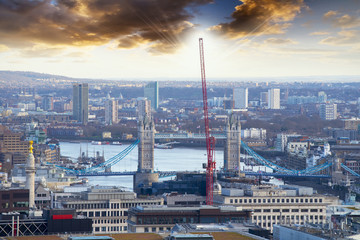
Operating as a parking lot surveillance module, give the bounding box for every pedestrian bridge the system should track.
[155,133,227,140]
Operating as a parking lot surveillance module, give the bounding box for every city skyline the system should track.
[0,0,359,80]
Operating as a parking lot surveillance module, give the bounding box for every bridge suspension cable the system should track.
[341,163,360,178]
[48,140,139,174]
[241,140,332,175]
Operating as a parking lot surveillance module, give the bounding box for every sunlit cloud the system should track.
[209,0,305,39]
[323,11,360,29]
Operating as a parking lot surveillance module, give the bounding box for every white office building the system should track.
[268,88,280,109]
[319,103,337,120]
[233,88,248,109]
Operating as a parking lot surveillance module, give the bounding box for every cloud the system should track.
[323,11,360,28]
[310,31,330,36]
[18,46,64,58]
[264,38,297,45]
[209,0,305,39]
[0,0,212,54]
[320,30,360,46]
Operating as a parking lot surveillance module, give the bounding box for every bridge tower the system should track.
[224,114,242,176]
[134,113,159,194]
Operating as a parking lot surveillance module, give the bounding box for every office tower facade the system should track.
[144,82,159,110]
[73,83,89,124]
[105,99,118,125]
[319,103,337,120]
[318,91,327,103]
[42,95,54,111]
[137,97,151,119]
[260,92,269,106]
[268,88,280,109]
[233,88,248,109]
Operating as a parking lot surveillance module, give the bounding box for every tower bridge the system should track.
[54,114,355,193]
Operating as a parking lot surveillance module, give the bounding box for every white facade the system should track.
[137,98,151,119]
[214,185,339,232]
[319,103,337,120]
[56,186,163,234]
[268,89,280,109]
[233,88,248,109]
[241,128,266,140]
[105,99,119,125]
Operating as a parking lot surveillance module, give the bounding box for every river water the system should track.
[60,142,271,190]
[60,142,224,190]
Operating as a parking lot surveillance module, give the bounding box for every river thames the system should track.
[60,141,270,190]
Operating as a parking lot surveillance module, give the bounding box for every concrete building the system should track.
[0,188,29,213]
[213,184,339,232]
[144,82,159,110]
[233,88,248,109]
[224,114,241,174]
[319,103,337,120]
[42,95,54,111]
[344,118,360,130]
[105,99,119,125]
[55,186,163,234]
[275,134,301,152]
[242,128,266,140]
[268,89,280,109]
[73,83,89,124]
[318,91,327,103]
[0,126,29,167]
[137,97,151,119]
[260,92,268,107]
[127,205,251,233]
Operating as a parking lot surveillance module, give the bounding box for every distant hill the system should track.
[0,71,106,88]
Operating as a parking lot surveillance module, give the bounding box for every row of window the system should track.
[229,197,323,204]
[81,210,127,218]
[94,226,127,232]
[67,201,159,210]
[144,227,171,233]
[93,218,125,224]
[253,208,322,213]
[253,215,323,221]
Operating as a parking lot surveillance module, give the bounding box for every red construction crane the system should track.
[199,38,216,205]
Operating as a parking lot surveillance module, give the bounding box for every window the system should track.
[273,209,280,212]
[254,199,257,203]
[152,227,156,232]
[310,209,318,212]
[95,211,100,217]
[292,209,299,212]
[235,199,238,203]
[301,209,308,212]
[254,209,261,212]
[145,227,149,233]
[230,199,233,204]
[89,212,94,217]
[102,211,106,217]
[263,209,271,212]
[282,209,289,212]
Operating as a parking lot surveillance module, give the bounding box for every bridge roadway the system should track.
[75,171,331,179]
[155,133,226,140]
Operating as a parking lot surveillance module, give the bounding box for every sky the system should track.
[0,0,359,80]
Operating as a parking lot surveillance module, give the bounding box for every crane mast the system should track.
[199,38,216,205]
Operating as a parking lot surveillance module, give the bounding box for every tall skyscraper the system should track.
[260,92,269,106]
[137,97,151,119]
[319,103,337,120]
[42,95,54,111]
[105,99,119,125]
[73,83,89,124]
[318,91,327,103]
[144,82,159,110]
[268,88,280,109]
[233,88,248,109]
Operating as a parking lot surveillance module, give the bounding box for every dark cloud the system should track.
[210,0,305,38]
[0,0,212,53]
